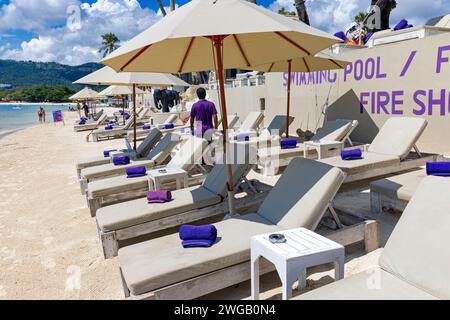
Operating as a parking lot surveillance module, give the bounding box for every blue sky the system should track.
[0,0,447,65]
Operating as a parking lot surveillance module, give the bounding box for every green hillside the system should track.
[0,59,102,89]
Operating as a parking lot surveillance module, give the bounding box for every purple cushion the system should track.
[426,162,450,177]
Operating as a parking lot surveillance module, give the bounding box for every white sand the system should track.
[0,110,393,300]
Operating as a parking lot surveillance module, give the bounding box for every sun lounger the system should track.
[294,175,450,300]
[236,111,265,133]
[85,136,208,216]
[91,115,138,142]
[128,114,181,139]
[370,168,427,215]
[117,157,346,299]
[80,132,181,194]
[96,147,263,258]
[319,117,441,183]
[258,119,358,175]
[74,113,108,132]
[75,129,163,179]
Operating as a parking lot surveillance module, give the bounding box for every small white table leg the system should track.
[175,177,181,189]
[334,254,345,281]
[298,269,307,292]
[251,254,260,300]
[318,146,323,160]
[154,179,161,190]
[183,174,189,188]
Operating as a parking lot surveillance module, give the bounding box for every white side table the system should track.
[147,167,189,190]
[251,228,345,300]
[304,140,344,160]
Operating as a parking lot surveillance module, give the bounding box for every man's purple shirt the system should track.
[191,99,217,135]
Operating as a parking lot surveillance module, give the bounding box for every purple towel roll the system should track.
[341,148,363,160]
[79,118,87,125]
[280,139,297,149]
[426,162,450,177]
[182,239,215,248]
[103,149,118,158]
[105,125,113,130]
[164,123,175,129]
[112,156,130,166]
[126,166,147,178]
[179,225,217,241]
[124,114,131,120]
[119,110,125,115]
[235,133,250,141]
[394,19,408,31]
[147,190,172,203]
[143,124,151,130]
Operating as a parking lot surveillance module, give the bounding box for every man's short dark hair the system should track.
[196,87,207,99]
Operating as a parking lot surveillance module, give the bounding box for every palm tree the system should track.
[355,12,367,24]
[294,0,310,25]
[99,33,120,57]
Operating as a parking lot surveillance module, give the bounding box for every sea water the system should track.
[0,104,70,138]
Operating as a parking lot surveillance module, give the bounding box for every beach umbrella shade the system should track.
[69,87,104,100]
[98,85,145,96]
[101,0,340,213]
[74,67,189,150]
[253,51,351,136]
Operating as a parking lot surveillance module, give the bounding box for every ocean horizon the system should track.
[0,104,70,138]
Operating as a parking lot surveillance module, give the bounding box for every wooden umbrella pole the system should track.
[212,35,235,213]
[286,59,292,137]
[133,84,137,151]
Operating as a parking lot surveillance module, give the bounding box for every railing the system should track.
[208,75,266,90]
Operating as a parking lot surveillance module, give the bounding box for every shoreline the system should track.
[0,102,76,106]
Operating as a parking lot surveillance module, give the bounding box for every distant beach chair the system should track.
[79,132,182,194]
[319,117,441,183]
[91,114,137,142]
[116,158,345,300]
[258,119,358,175]
[96,145,266,259]
[73,113,108,132]
[293,175,450,300]
[75,129,163,179]
[84,135,208,216]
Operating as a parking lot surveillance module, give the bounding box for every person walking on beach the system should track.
[82,102,89,119]
[41,107,46,123]
[37,108,43,123]
[190,87,218,141]
[76,102,81,118]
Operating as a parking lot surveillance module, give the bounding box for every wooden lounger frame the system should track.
[119,217,379,300]
[99,179,272,259]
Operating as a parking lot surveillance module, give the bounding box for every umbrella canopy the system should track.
[101,0,340,213]
[69,87,104,100]
[100,0,339,73]
[73,66,189,87]
[253,51,351,135]
[99,85,144,97]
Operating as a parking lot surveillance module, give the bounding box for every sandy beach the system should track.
[0,109,393,300]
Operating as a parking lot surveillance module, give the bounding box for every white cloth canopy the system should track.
[98,85,144,97]
[69,87,104,100]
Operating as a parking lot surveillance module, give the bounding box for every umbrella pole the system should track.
[212,36,235,214]
[286,59,292,137]
[133,84,137,151]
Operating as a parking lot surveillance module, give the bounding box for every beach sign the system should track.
[52,110,65,125]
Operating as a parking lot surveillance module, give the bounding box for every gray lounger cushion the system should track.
[118,158,345,296]
[320,152,399,175]
[310,119,353,141]
[135,129,163,158]
[370,169,425,202]
[295,267,437,300]
[97,186,222,232]
[367,117,427,160]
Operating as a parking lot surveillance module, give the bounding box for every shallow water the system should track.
[0,104,70,137]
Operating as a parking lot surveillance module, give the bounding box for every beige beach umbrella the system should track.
[101,0,340,213]
[253,51,351,136]
[74,67,189,150]
[99,85,144,96]
[69,87,104,100]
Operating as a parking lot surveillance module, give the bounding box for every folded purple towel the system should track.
[280,139,297,149]
[79,118,87,125]
[103,149,118,158]
[164,123,175,129]
[235,133,250,141]
[126,166,147,178]
[341,148,363,160]
[119,110,125,115]
[394,19,408,31]
[182,239,215,248]
[112,156,130,166]
[143,124,151,130]
[105,125,113,130]
[108,120,116,125]
[426,162,450,177]
[124,114,131,120]
[147,190,172,203]
[179,225,217,241]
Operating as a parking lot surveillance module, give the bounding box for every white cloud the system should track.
[269,0,447,32]
[0,0,160,65]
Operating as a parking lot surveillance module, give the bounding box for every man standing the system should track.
[82,102,89,119]
[190,87,219,140]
